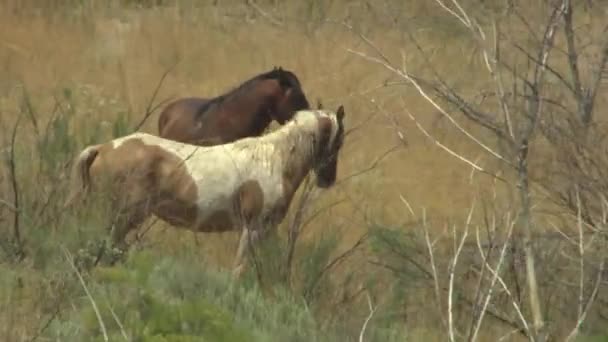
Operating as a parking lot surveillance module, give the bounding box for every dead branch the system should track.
[401,104,508,184]
[303,232,368,302]
[335,143,402,186]
[7,111,24,258]
[245,0,283,27]
[133,63,177,132]
[565,257,605,341]
[358,292,377,342]
[0,198,18,213]
[62,246,108,342]
[470,217,517,341]
[448,229,467,342]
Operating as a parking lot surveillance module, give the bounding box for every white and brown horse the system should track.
[64,106,346,276]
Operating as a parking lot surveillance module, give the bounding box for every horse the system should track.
[157,66,311,146]
[64,105,346,277]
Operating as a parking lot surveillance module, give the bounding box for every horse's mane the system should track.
[195,67,304,117]
[232,110,334,171]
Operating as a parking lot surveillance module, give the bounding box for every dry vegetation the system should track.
[1,0,608,341]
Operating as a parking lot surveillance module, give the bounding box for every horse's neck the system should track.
[273,123,317,194]
[225,85,275,135]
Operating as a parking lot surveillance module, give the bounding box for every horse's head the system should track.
[313,105,346,188]
[269,67,311,124]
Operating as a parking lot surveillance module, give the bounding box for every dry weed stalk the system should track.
[358,292,377,342]
[62,246,109,342]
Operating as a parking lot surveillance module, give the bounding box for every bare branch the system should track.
[565,258,605,341]
[448,202,473,342]
[563,0,586,118]
[358,292,377,342]
[471,217,517,341]
[62,246,108,342]
[133,64,177,132]
[422,208,449,333]
[336,143,402,186]
[104,296,129,342]
[7,111,24,257]
[508,40,576,94]
[402,105,509,184]
[344,25,514,167]
[491,20,515,139]
[246,0,283,27]
[304,232,368,302]
[585,28,608,123]
[0,198,18,212]
[576,187,585,322]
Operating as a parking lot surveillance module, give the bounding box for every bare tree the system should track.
[344,0,608,340]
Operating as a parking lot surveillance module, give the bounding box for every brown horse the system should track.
[157,67,311,146]
[65,106,346,277]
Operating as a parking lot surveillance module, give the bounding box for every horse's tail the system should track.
[63,144,100,209]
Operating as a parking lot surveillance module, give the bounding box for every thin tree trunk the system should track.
[517,141,545,342]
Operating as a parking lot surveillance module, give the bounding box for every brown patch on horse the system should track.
[87,138,200,230]
[236,180,265,224]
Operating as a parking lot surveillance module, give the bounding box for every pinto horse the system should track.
[65,106,346,277]
[157,67,311,146]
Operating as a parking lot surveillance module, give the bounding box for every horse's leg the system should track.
[232,181,267,278]
[232,223,272,279]
[232,227,263,278]
[109,199,150,252]
[232,226,252,278]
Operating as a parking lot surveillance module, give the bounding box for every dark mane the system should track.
[195,66,304,117]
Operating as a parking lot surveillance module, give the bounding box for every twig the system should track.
[575,186,585,323]
[358,292,377,342]
[133,64,177,132]
[345,42,513,167]
[476,224,531,337]
[399,194,416,219]
[562,0,586,120]
[104,294,130,341]
[422,208,449,333]
[27,305,61,342]
[8,111,24,257]
[0,198,18,212]
[471,217,516,341]
[565,258,605,341]
[62,246,108,342]
[304,232,368,302]
[402,105,508,184]
[246,0,283,27]
[448,202,474,342]
[336,143,401,186]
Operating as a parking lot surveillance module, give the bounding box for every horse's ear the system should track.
[336,105,345,121]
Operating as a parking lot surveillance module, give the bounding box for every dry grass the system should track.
[0,0,495,262]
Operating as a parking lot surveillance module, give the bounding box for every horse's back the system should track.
[164,97,211,114]
[158,97,212,141]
